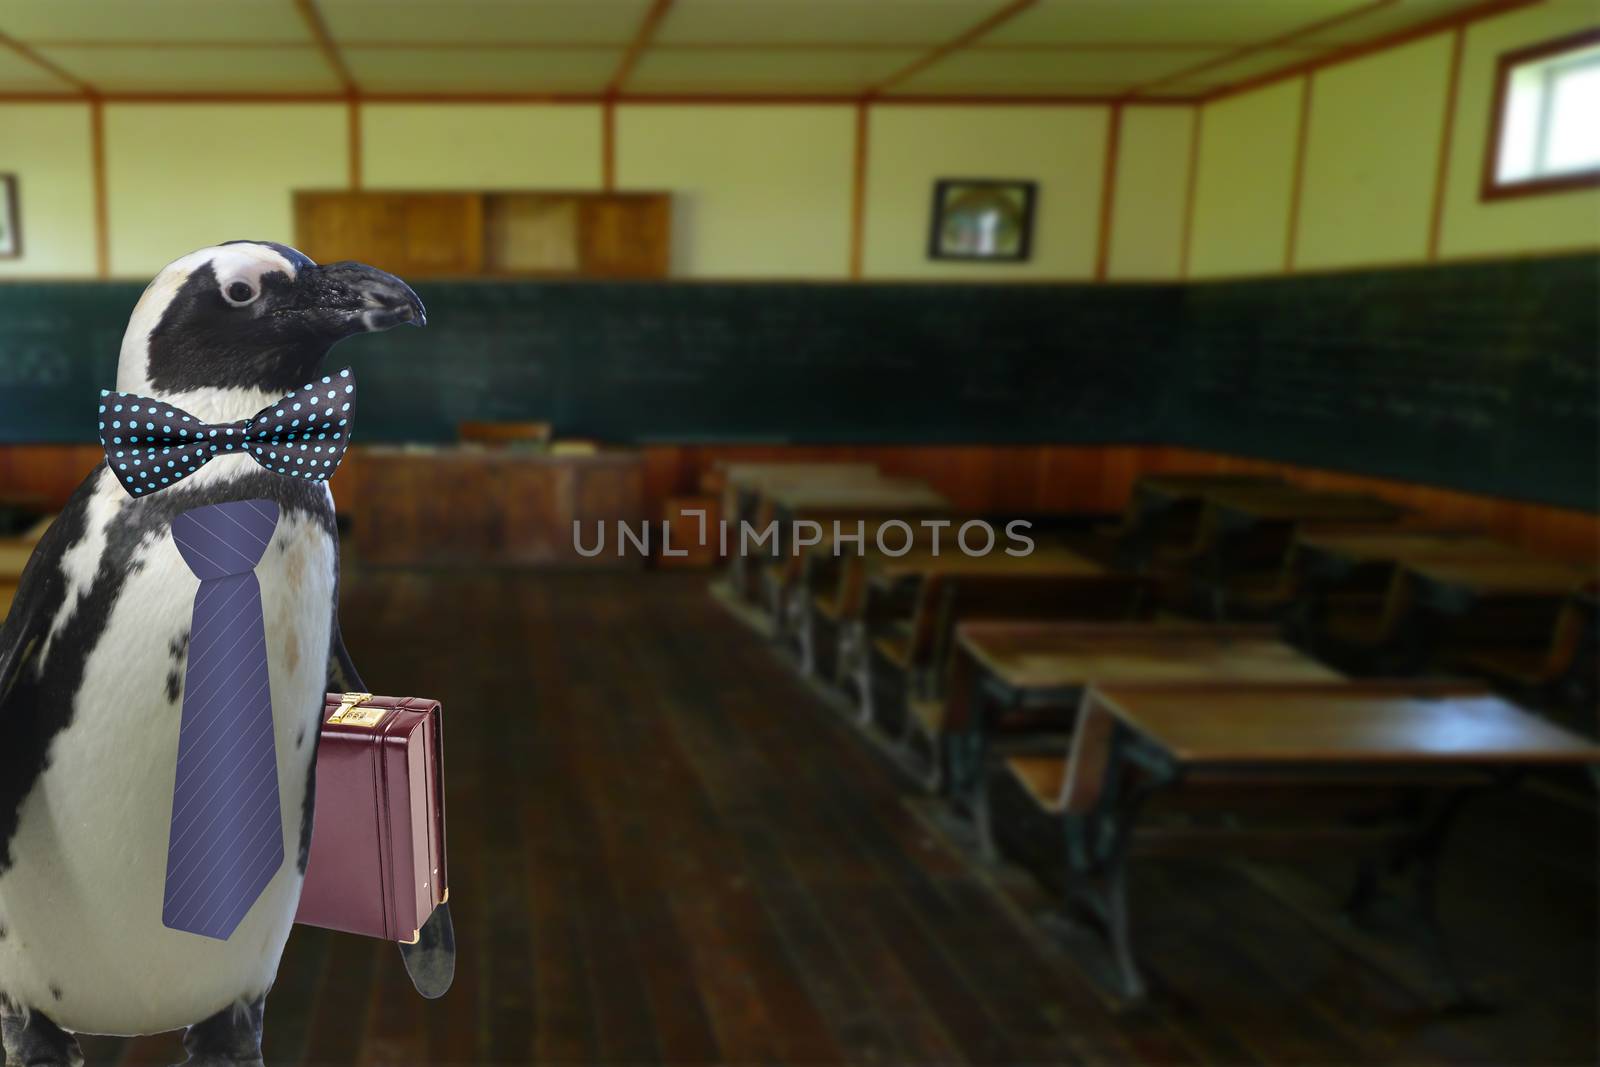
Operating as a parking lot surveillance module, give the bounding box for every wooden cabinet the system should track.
[578,194,671,278]
[294,190,670,279]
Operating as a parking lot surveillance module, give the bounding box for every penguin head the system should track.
[117,241,425,405]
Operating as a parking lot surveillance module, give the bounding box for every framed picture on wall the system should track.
[0,175,18,259]
[928,178,1036,263]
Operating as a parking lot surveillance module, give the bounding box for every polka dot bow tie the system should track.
[98,368,356,497]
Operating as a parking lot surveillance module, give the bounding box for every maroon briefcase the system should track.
[295,693,449,944]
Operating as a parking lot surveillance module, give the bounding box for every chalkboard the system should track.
[1178,255,1598,510]
[0,255,1593,510]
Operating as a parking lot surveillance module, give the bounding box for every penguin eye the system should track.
[223,280,258,306]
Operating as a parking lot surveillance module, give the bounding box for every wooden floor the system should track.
[68,570,1597,1066]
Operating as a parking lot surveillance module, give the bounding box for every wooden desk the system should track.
[722,462,881,527]
[721,464,884,603]
[722,462,881,523]
[1404,556,1594,607]
[1111,474,1285,570]
[1185,489,1409,616]
[1093,682,1600,766]
[1044,681,1600,1002]
[956,621,1338,701]
[1206,486,1408,527]
[338,446,645,567]
[767,481,951,520]
[867,544,1102,588]
[1293,529,1511,579]
[1288,531,1519,644]
[948,622,1338,853]
[1135,473,1285,506]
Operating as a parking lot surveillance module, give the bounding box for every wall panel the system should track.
[1187,79,1302,278]
[1107,106,1195,280]
[0,104,97,278]
[104,104,347,278]
[1295,35,1453,270]
[615,105,854,279]
[361,104,604,189]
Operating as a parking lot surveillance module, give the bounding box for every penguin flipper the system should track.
[400,900,456,999]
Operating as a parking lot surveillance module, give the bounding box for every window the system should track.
[1483,29,1600,200]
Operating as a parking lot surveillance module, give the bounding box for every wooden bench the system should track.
[1459,584,1599,713]
[755,482,951,629]
[860,548,1116,743]
[788,516,964,678]
[850,567,1149,778]
[1005,680,1600,1003]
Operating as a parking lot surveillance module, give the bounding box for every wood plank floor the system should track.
[65,570,1597,1066]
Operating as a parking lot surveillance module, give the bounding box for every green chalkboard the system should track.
[0,254,1593,510]
[1178,254,1598,510]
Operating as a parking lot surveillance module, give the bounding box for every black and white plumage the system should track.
[0,242,427,1054]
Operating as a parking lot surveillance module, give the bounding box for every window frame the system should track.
[1480,27,1600,202]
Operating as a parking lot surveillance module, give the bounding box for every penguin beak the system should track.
[304,261,427,336]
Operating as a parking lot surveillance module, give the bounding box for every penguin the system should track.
[0,241,450,1066]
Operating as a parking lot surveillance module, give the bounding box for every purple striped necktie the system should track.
[163,498,284,941]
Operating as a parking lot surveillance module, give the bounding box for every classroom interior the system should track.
[1,0,1598,1063]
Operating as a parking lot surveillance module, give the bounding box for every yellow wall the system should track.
[862,105,1108,280]
[104,104,347,278]
[1187,0,1600,278]
[616,105,854,279]
[0,104,96,278]
[1108,107,1195,280]
[1295,35,1453,270]
[362,104,603,189]
[1439,0,1600,259]
[3,0,1596,286]
[1187,78,1303,279]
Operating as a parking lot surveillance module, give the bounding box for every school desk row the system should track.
[710,461,1600,1004]
[719,463,1596,705]
[1102,472,1597,696]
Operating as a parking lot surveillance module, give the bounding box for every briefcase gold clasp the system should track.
[328,691,383,727]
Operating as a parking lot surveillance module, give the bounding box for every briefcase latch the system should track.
[328,691,383,727]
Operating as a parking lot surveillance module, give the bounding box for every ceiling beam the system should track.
[608,0,676,97]
[1202,0,1540,103]
[0,29,97,96]
[1120,0,1397,100]
[865,0,1039,99]
[294,0,357,95]
[0,89,1206,107]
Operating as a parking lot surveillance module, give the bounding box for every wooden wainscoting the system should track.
[2,444,1594,563]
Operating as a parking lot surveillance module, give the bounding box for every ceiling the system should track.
[0,0,1508,100]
